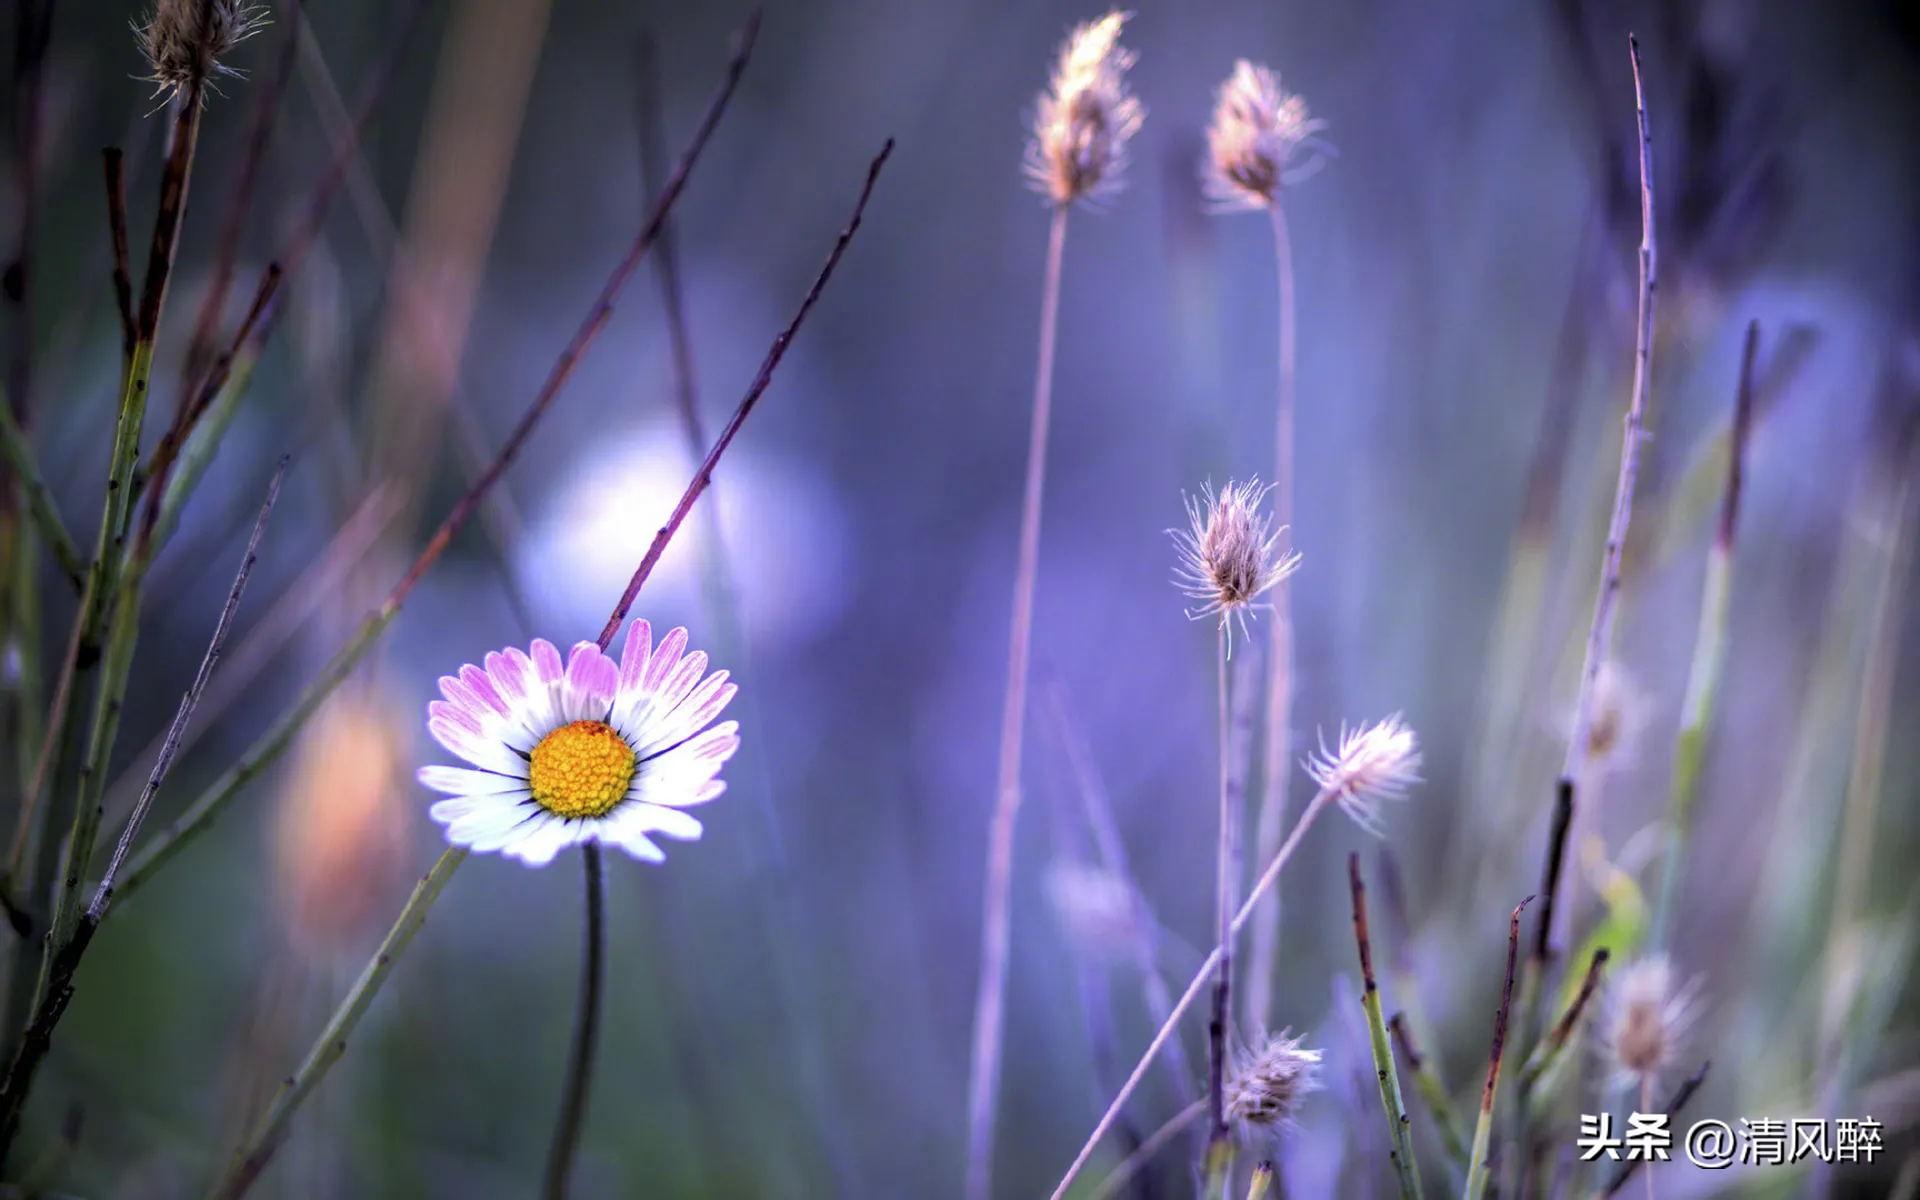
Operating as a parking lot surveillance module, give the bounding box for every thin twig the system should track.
[1464,897,1534,1200]
[966,198,1069,1200]
[595,135,891,646]
[93,458,289,917]
[540,843,604,1199]
[101,148,135,360]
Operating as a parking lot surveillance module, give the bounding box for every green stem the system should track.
[1350,857,1424,1200]
[207,848,468,1200]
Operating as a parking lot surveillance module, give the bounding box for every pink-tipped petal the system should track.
[618,619,653,692]
[486,649,531,704]
[642,626,688,693]
[459,664,511,717]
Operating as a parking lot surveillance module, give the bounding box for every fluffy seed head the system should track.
[1224,1028,1323,1136]
[1602,955,1701,1089]
[138,0,269,101]
[1170,478,1301,652]
[1024,11,1144,206]
[1205,60,1330,210]
[1305,715,1421,835]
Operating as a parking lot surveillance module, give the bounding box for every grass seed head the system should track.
[1024,11,1144,206]
[1205,60,1330,210]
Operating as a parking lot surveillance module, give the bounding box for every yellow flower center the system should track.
[527,720,635,819]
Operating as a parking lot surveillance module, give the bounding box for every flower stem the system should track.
[1245,200,1297,1029]
[541,844,605,1199]
[964,201,1068,1200]
[1208,625,1235,1147]
[1049,783,1340,1200]
[205,847,469,1200]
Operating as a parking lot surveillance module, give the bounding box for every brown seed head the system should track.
[138,0,269,101]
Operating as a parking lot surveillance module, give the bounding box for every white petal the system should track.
[504,817,578,866]
[601,821,666,863]
[624,803,703,842]
[429,790,528,824]
[419,764,527,796]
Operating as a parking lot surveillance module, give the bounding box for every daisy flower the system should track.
[418,620,739,867]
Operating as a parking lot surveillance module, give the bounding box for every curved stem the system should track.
[964,202,1068,1200]
[542,844,605,1198]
